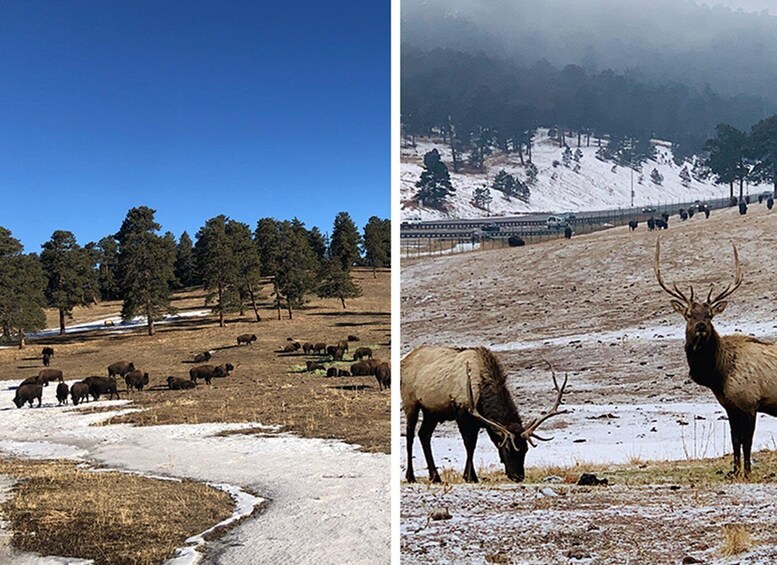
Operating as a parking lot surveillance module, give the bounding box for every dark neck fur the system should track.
[685,327,726,394]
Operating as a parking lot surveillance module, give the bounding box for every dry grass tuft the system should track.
[720,524,752,556]
[0,457,235,565]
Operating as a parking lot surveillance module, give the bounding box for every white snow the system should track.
[0,385,389,564]
[401,129,767,220]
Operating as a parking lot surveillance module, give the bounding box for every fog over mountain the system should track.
[403,0,777,103]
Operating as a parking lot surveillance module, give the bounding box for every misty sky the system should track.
[703,1,776,15]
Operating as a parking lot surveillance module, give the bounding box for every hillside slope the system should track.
[401,129,768,220]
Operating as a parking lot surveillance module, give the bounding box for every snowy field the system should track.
[400,129,769,221]
[0,384,389,564]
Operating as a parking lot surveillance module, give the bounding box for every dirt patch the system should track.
[1,268,390,453]
[0,457,234,565]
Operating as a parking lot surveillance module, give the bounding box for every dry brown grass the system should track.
[720,524,753,556]
[0,268,391,453]
[0,457,235,564]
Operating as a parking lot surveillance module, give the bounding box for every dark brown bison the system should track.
[347,335,360,342]
[193,351,212,363]
[41,347,54,358]
[375,362,391,391]
[353,347,373,361]
[337,340,349,352]
[326,367,338,378]
[628,220,638,231]
[189,363,234,385]
[124,370,150,391]
[56,382,69,405]
[83,376,120,400]
[167,376,196,390]
[327,346,345,361]
[70,382,91,405]
[338,369,351,377]
[237,334,257,346]
[282,342,301,353]
[350,361,375,376]
[302,342,314,354]
[108,361,135,378]
[42,352,51,367]
[312,342,327,354]
[14,384,43,408]
[20,375,46,387]
[306,361,326,372]
[38,369,63,385]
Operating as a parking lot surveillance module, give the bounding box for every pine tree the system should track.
[471,186,493,210]
[574,148,583,162]
[255,218,283,320]
[195,215,240,327]
[749,115,777,198]
[175,231,198,288]
[275,221,319,319]
[0,228,46,348]
[704,124,750,201]
[562,146,573,167]
[492,169,517,198]
[116,206,176,336]
[317,261,362,309]
[362,216,391,277]
[307,226,328,262]
[95,236,120,301]
[415,148,455,209]
[226,220,262,322]
[40,230,98,335]
[525,162,538,186]
[650,168,664,186]
[330,212,363,271]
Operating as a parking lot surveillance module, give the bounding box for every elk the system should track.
[655,238,777,478]
[401,346,568,483]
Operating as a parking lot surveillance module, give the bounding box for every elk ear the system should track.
[670,300,688,317]
[711,301,727,315]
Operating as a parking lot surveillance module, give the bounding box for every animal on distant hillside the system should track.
[564,226,573,239]
[353,347,373,361]
[347,335,360,342]
[326,346,345,361]
[13,384,43,408]
[628,220,638,231]
[108,361,135,378]
[326,367,338,378]
[312,342,327,354]
[41,347,54,358]
[655,238,777,478]
[306,361,326,372]
[401,346,567,483]
[38,369,63,385]
[193,351,212,363]
[237,333,257,346]
[647,217,656,231]
[124,370,150,391]
[375,362,391,391]
[167,376,196,390]
[42,352,51,367]
[56,383,69,405]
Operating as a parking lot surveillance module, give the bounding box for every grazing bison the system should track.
[282,342,301,353]
[338,369,351,377]
[41,347,54,358]
[628,220,638,231]
[56,382,69,405]
[688,207,696,218]
[108,361,135,378]
[302,342,314,354]
[739,201,748,215]
[312,342,327,354]
[326,367,338,378]
[679,210,688,221]
[167,376,196,390]
[70,382,91,405]
[661,212,670,222]
[647,217,656,231]
[347,335,360,342]
[655,218,668,230]
[306,361,326,372]
[563,226,573,239]
[124,370,150,391]
[337,340,349,352]
[237,334,257,346]
[375,362,391,391]
[350,361,375,376]
[353,347,373,361]
[507,235,525,247]
[13,384,43,408]
[327,346,345,361]
[20,375,46,387]
[84,376,120,400]
[401,346,567,483]
[42,352,51,367]
[193,351,212,363]
[769,198,775,210]
[38,369,64,385]
[189,363,234,385]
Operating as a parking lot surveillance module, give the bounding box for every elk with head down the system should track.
[655,238,777,478]
[401,346,567,483]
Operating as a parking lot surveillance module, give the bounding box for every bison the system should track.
[327,345,345,361]
[193,351,212,363]
[38,369,63,385]
[353,347,373,361]
[326,367,338,378]
[70,382,91,405]
[302,342,314,354]
[42,352,51,367]
[237,333,257,346]
[338,369,351,377]
[347,335,360,342]
[13,383,43,408]
[306,361,326,372]
[83,376,120,400]
[375,362,391,391]
[401,346,567,483]
[56,382,69,405]
[628,220,638,231]
[312,342,327,354]
[41,347,54,358]
[108,361,135,378]
[124,370,150,391]
[167,376,196,390]
[189,363,234,385]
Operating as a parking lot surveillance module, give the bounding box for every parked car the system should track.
[642,206,657,214]
[546,215,567,229]
[482,222,500,232]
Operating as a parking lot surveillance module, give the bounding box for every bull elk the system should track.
[655,238,777,477]
[401,346,568,483]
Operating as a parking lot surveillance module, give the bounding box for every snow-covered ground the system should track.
[0,384,390,564]
[401,129,768,220]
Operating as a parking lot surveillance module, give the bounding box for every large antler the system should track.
[706,243,743,306]
[654,238,694,305]
[520,361,569,447]
[465,362,518,450]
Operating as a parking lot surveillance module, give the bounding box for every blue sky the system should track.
[0,1,389,251]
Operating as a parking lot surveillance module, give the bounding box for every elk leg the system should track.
[418,411,441,483]
[741,412,757,478]
[726,408,746,477]
[405,406,420,483]
[457,415,480,483]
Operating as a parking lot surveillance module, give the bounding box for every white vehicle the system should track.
[546,215,567,229]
